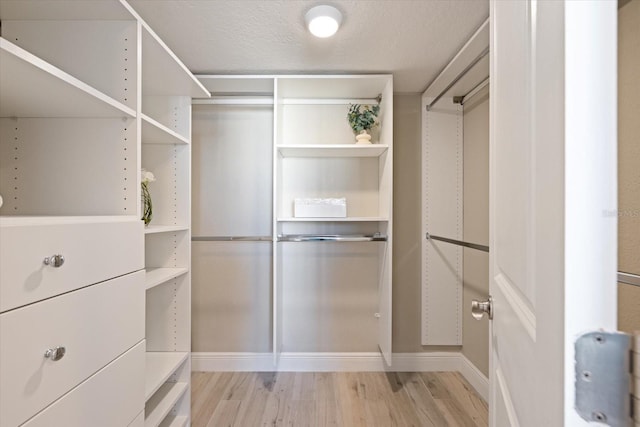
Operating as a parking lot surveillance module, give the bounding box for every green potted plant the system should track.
[141,168,155,226]
[347,101,381,144]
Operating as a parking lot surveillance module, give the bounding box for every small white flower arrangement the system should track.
[141,169,156,226]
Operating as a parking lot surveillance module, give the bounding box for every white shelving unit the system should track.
[195,74,394,365]
[0,1,208,426]
[0,2,145,426]
[129,3,209,425]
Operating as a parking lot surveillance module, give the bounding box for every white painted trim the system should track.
[459,354,489,401]
[192,351,461,372]
[191,352,275,372]
[191,351,488,401]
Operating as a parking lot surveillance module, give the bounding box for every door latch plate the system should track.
[575,331,633,426]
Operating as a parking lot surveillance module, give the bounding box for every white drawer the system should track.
[0,217,144,312]
[21,341,145,427]
[0,270,145,427]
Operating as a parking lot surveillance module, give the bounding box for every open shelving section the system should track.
[121,2,210,426]
[0,1,207,425]
[0,2,148,426]
[194,74,393,366]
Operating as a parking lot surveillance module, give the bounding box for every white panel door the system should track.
[490,1,617,426]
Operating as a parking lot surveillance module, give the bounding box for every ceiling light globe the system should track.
[305,5,342,38]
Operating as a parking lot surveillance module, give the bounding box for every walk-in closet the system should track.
[0,0,631,426]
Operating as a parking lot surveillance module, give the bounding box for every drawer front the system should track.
[0,271,145,427]
[22,341,145,427]
[0,218,143,312]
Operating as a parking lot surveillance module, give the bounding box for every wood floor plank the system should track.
[335,372,367,427]
[259,372,296,426]
[191,370,488,427]
[434,398,481,427]
[205,399,242,427]
[396,372,446,427]
[420,372,454,400]
[192,372,234,427]
[315,372,341,426]
[439,372,489,427]
[283,399,317,427]
[384,372,425,427]
[234,372,272,426]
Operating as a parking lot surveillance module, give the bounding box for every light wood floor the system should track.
[191,371,488,427]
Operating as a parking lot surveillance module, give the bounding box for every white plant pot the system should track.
[355,131,372,145]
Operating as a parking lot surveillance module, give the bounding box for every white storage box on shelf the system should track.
[294,197,347,218]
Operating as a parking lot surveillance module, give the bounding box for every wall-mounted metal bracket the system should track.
[575,331,633,426]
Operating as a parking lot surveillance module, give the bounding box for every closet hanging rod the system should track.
[425,47,490,111]
[278,233,387,242]
[618,271,640,288]
[282,98,379,105]
[460,77,489,105]
[191,236,273,242]
[426,233,489,253]
[192,97,274,105]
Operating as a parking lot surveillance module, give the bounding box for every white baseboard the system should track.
[458,354,489,401]
[191,351,488,400]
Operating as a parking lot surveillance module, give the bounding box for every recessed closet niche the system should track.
[191,75,393,364]
[421,18,491,380]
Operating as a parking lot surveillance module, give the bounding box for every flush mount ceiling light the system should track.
[305,5,342,38]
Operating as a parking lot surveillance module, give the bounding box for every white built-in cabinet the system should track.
[0,1,208,426]
[194,75,394,365]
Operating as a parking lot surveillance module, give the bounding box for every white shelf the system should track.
[144,382,188,427]
[141,26,209,98]
[0,37,136,118]
[144,225,189,235]
[0,215,140,227]
[145,352,189,401]
[142,114,189,145]
[277,144,389,158]
[145,268,189,291]
[158,415,189,427]
[278,217,389,222]
[0,0,134,20]
[276,75,392,99]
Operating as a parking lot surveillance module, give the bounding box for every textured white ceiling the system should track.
[128,0,489,93]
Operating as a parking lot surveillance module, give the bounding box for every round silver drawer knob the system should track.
[43,254,65,267]
[44,346,66,361]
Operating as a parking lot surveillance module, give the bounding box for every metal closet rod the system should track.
[618,271,640,288]
[278,233,387,242]
[425,47,490,111]
[426,233,489,253]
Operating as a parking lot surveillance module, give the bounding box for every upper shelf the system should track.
[142,114,189,145]
[277,144,389,158]
[0,0,134,20]
[141,26,209,98]
[276,75,392,99]
[0,37,136,118]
